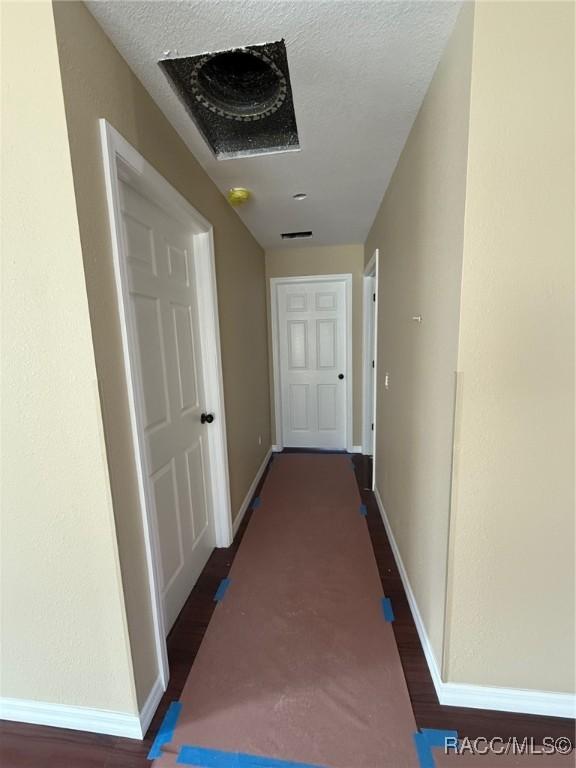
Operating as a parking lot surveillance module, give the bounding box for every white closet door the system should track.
[121,179,215,632]
[277,280,348,450]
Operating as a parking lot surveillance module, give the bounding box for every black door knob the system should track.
[338,373,344,380]
[201,413,214,424]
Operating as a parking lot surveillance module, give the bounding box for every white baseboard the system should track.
[138,675,163,737]
[373,487,576,720]
[273,445,363,454]
[439,682,575,719]
[0,697,144,739]
[373,487,445,694]
[0,676,164,739]
[233,447,272,537]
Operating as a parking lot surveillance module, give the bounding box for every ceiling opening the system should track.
[159,40,299,159]
[281,231,313,240]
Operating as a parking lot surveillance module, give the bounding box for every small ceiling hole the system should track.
[292,193,307,200]
[281,231,313,240]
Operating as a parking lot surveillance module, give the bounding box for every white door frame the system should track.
[100,120,232,689]
[270,274,353,453]
[362,250,379,483]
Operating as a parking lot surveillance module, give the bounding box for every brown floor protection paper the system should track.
[153,454,573,768]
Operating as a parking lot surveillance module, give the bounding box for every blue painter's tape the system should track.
[421,729,459,749]
[177,745,325,768]
[359,503,367,517]
[413,729,459,768]
[381,596,395,622]
[214,578,231,602]
[147,701,182,760]
[251,496,262,509]
[413,733,434,768]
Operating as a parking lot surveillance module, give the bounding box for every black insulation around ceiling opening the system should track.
[159,40,299,159]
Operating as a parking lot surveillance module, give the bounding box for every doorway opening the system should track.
[362,249,379,489]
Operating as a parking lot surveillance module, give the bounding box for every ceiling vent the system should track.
[159,40,299,159]
[281,231,313,240]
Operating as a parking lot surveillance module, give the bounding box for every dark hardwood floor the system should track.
[0,451,572,767]
[352,453,575,745]
[0,462,271,768]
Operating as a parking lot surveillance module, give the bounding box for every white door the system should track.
[120,179,215,633]
[366,276,376,456]
[276,279,349,450]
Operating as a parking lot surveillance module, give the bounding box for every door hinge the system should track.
[373,293,376,302]
[371,423,374,431]
[372,360,374,368]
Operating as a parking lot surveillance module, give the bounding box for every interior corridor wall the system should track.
[52,1,271,708]
[444,0,575,693]
[366,0,574,697]
[1,0,137,713]
[364,4,474,668]
[265,245,365,447]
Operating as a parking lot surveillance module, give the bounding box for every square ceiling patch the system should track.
[159,40,300,159]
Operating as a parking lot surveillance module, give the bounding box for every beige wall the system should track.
[445,0,575,692]
[3,0,572,723]
[52,1,271,707]
[364,4,474,666]
[366,0,574,695]
[265,245,365,447]
[1,1,137,712]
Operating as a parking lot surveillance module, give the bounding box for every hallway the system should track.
[2,2,574,760]
[150,452,416,766]
[145,454,574,768]
[2,454,572,767]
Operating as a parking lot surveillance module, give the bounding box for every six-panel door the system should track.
[120,179,215,633]
[277,280,348,449]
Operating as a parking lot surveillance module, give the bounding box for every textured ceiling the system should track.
[87,1,461,248]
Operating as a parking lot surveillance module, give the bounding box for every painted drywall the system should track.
[1,1,137,712]
[265,245,365,447]
[364,3,474,667]
[52,0,271,708]
[444,0,575,693]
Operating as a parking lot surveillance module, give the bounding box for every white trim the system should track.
[100,120,233,693]
[370,251,379,490]
[138,676,164,737]
[272,445,361,454]
[374,486,444,692]
[362,251,379,479]
[439,683,576,719]
[373,487,576,719]
[361,275,374,455]
[232,448,272,536]
[194,226,233,549]
[344,276,353,453]
[270,274,353,452]
[0,698,144,739]
[364,250,377,278]
[270,281,284,453]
